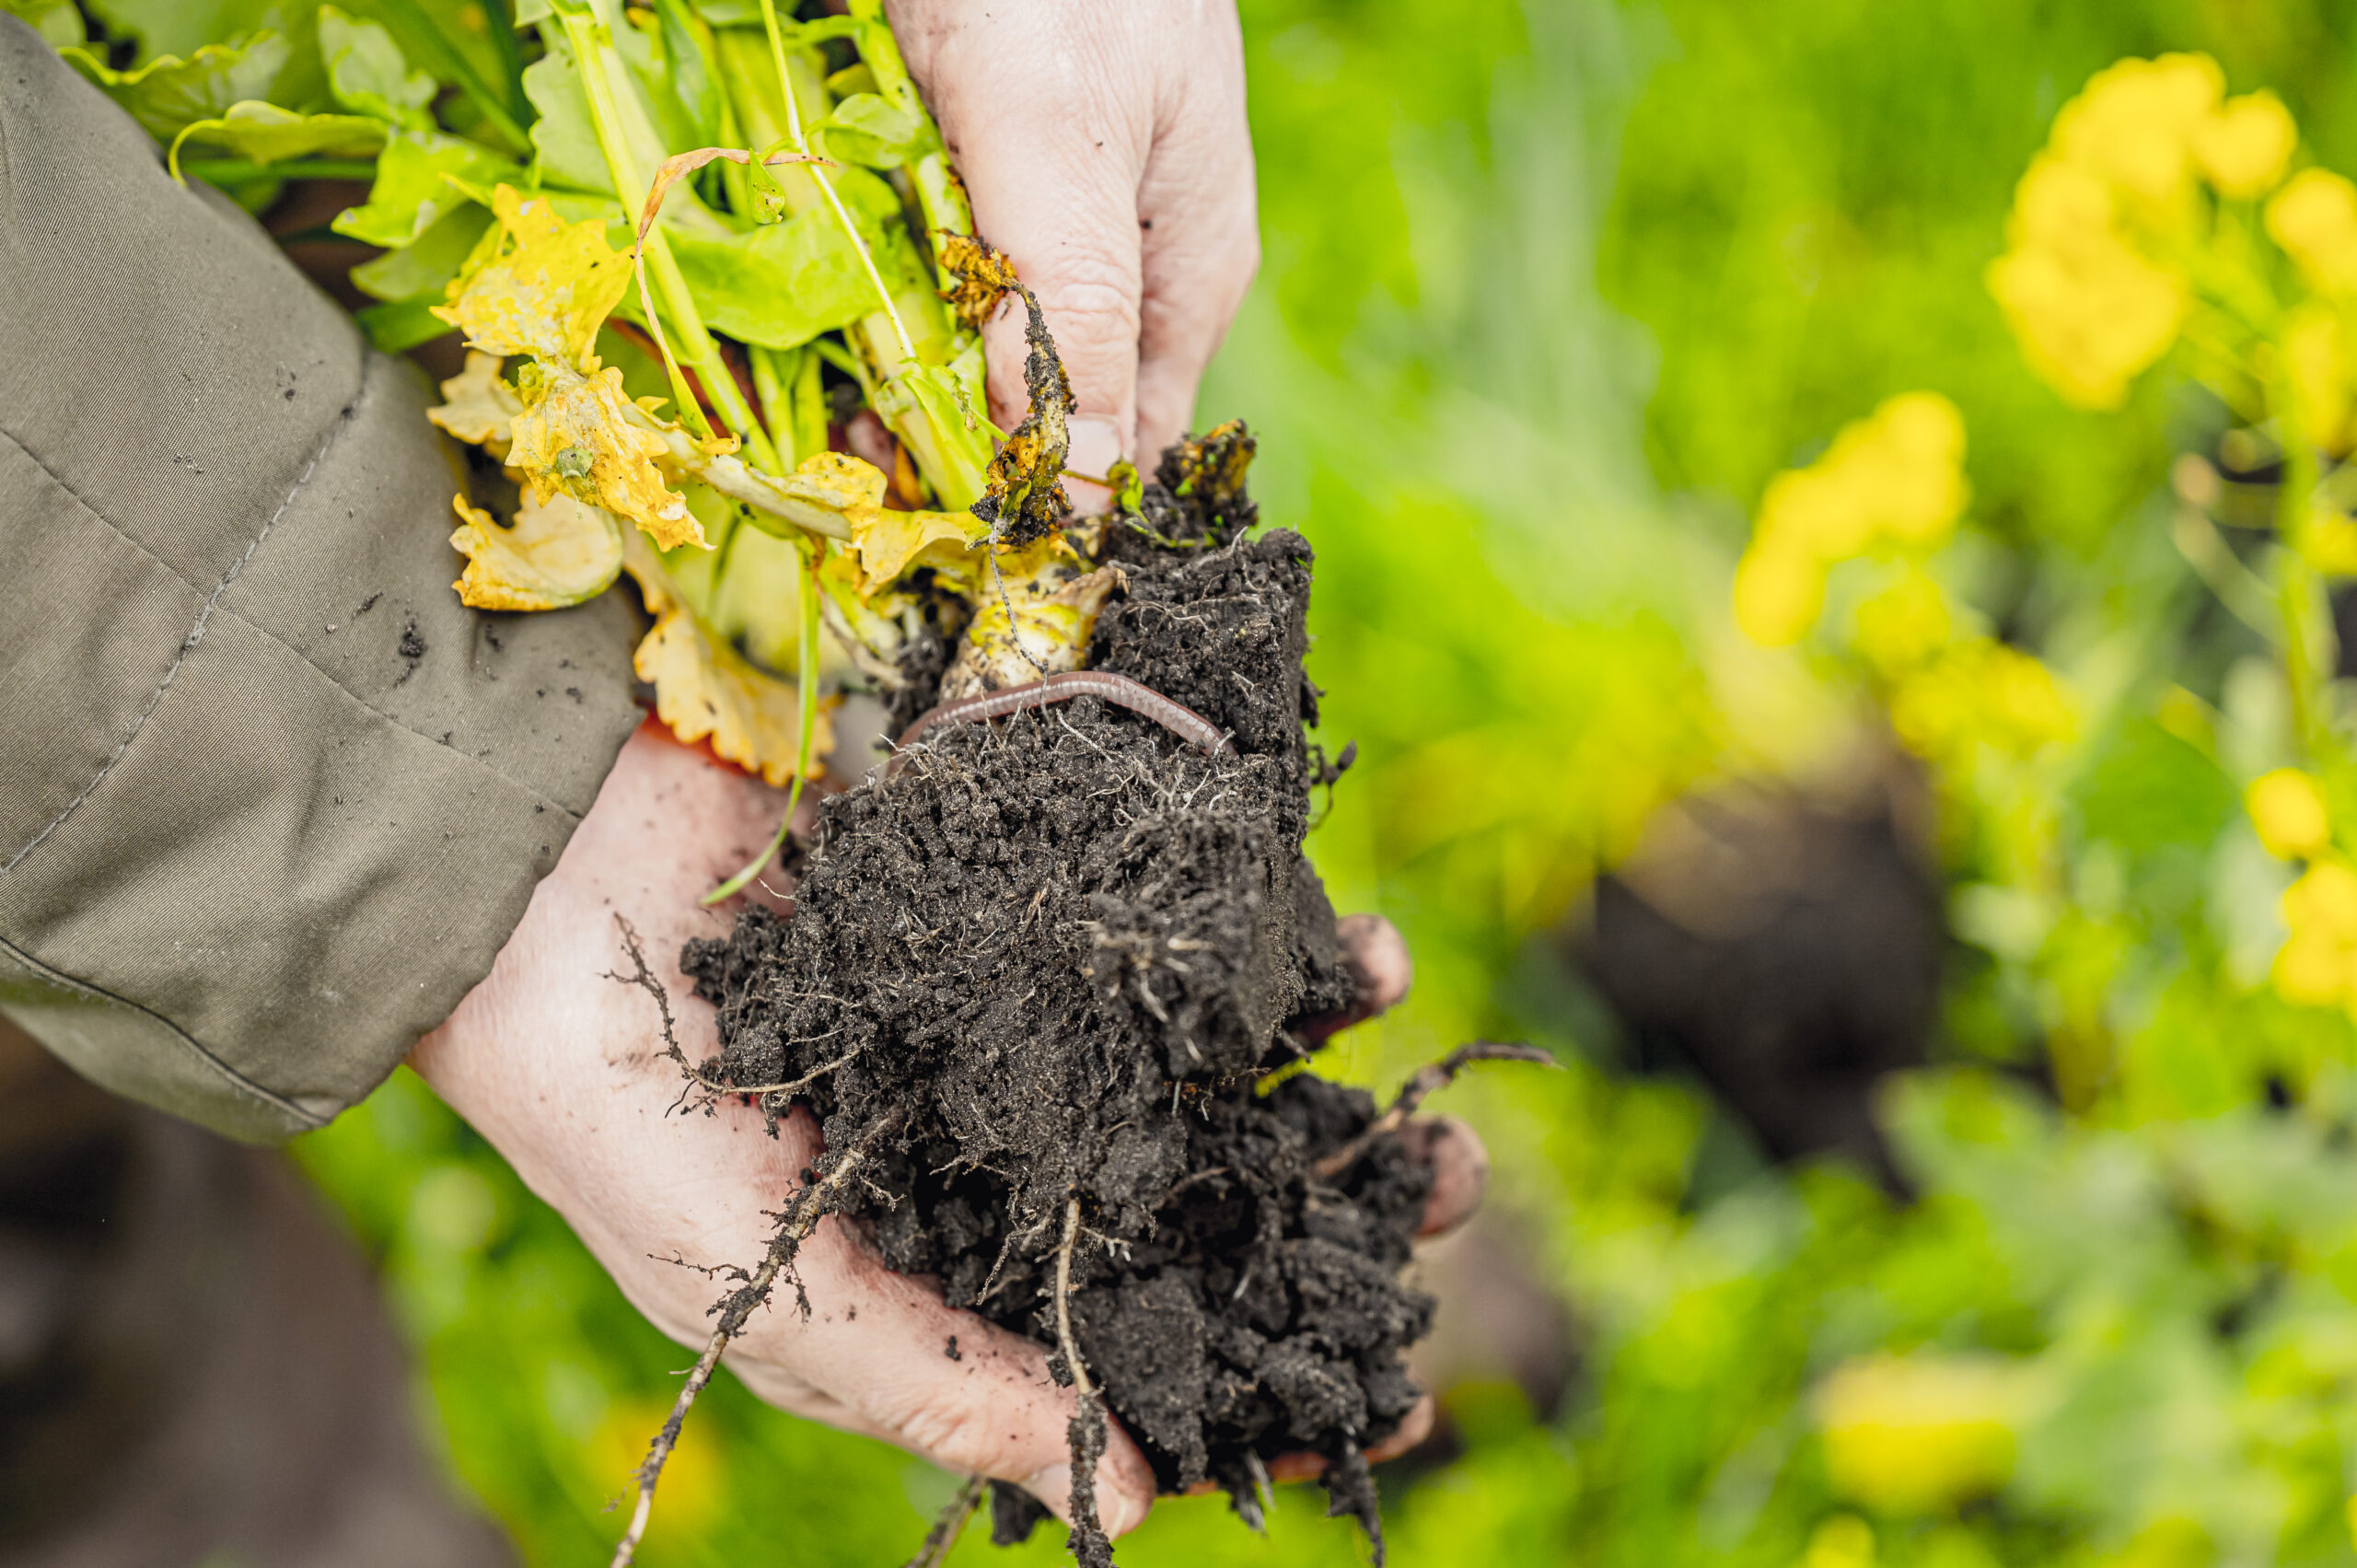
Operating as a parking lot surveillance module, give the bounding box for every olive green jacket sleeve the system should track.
[0,17,648,1143]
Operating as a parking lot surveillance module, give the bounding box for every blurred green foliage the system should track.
[292,0,2357,1563]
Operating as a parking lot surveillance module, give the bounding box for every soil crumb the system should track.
[683,431,1433,1553]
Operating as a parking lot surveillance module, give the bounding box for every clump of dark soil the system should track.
[680,432,1441,1559]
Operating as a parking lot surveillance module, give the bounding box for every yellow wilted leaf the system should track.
[2194,90,2297,200]
[623,537,832,786]
[1816,1354,2033,1515]
[938,231,1024,330]
[939,538,1124,698]
[447,491,622,611]
[2247,768,2330,859]
[434,184,632,371]
[508,363,702,550]
[426,351,524,459]
[851,506,992,594]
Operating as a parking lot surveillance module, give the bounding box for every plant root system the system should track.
[664,436,1534,1562]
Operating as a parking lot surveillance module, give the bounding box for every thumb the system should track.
[905,16,1156,502]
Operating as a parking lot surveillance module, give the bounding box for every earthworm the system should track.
[886,671,1233,779]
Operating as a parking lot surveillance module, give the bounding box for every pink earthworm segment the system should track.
[886,671,1234,779]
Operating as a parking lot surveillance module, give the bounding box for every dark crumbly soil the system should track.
[682,435,1431,1554]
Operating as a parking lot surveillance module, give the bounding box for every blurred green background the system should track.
[292,1,2357,1563]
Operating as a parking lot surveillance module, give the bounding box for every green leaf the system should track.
[355,296,459,352]
[350,200,495,301]
[319,5,436,130]
[653,0,724,146]
[61,34,292,141]
[168,101,389,179]
[666,208,895,351]
[3,0,84,46]
[82,0,326,107]
[809,91,925,169]
[331,128,519,247]
[521,44,611,194]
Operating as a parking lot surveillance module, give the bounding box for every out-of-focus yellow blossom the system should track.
[2269,168,2357,296]
[1800,1515,1876,1568]
[1852,569,1954,675]
[2049,53,2223,211]
[1734,393,1968,646]
[1816,1353,2028,1514]
[1888,640,2075,764]
[2283,304,2357,454]
[2247,768,2331,858]
[589,1398,724,1536]
[1989,156,2187,409]
[2306,505,2357,575]
[2193,90,2298,200]
[2275,859,2357,1011]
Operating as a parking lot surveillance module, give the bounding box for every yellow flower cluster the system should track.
[2245,769,2357,1015]
[1880,631,2076,766]
[2270,172,2357,455]
[1989,54,2297,409]
[1734,392,1968,647]
[1815,1353,2031,1515]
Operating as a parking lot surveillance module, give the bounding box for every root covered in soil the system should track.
[670,436,1525,1561]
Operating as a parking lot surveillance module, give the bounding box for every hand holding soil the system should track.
[410,721,1485,1543]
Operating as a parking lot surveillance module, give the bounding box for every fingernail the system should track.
[1021,1461,1148,1538]
[1061,416,1126,518]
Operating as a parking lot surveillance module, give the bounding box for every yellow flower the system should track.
[1816,1353,2028,1515]
[2277,859,2357,1009]
[2193,90,2297,200]
[2306,508,2357,575]
[2247,768,2330,858]
[2284,303,2357,455]
[1733,539,1826,648]
[1801,1515,1876,1568]
[1852,569,1953,675]
[2050,53,2223,209]
[2269,168,2357,296]
[1990,156,2187,409]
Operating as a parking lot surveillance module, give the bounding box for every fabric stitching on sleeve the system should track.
[1,356,371,876]
[0,931,328,1130]
[0,372,598,822]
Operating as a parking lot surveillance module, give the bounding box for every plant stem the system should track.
[563,7,781,470]
[705,539,824,903]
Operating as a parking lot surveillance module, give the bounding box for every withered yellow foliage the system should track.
[448,491,623,611]
[426,352,524,459]
[622,535,832,786]
[433,185,631,372]
[506,362,702,550]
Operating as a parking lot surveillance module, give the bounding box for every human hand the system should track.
[886,0,1260,503]
[409,725,1480,1536]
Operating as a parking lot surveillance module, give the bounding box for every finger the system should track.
[1132,6,1258,460]
[900,11,1157,501]
[1295,912,1413,1045]
[1259,1394,1436,1484]
[726,1167,1158,1538]
[1396,1114,1490,1239]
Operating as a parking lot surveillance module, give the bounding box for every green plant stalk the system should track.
[377,0,534,150]
[704,537,823,903]
[749,343,800,463]
[563,7,781,470]
[2272,377,2332,763]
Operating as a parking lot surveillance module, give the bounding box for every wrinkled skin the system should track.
[412,725,1483,1535]
[886,0,1261,503]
